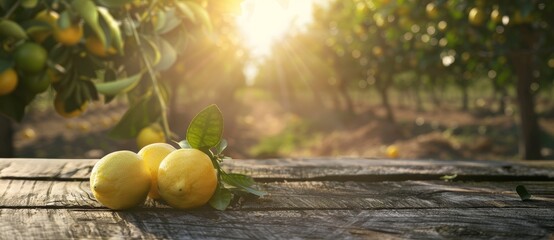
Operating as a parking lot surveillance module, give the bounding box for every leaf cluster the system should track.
[0,0,211,132]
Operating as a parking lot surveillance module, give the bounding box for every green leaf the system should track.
[208,186,233,211]
[0,20,28,40]
[141,36,162,66]
[22,20,51,35]
[174,1,196,23]
[95,0,133,8]
[72,0,106,47]
[58,11,71,29]
[98,7,124,52]
[21,0,38,8]
[95,72,142,95]
[223,173,255,186]
[222,173,266,197]
[154,38,177,71]
[516,185,532,201]
[185,1,212,31]
[156,9,182,34]
[186,104,224,149]
[215,139,228,154]
[109,93,161,138]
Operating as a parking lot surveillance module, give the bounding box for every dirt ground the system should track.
[12,88,554,160]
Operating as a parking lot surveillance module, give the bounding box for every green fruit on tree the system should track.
[14,42,47,73]
[22,71,50,94]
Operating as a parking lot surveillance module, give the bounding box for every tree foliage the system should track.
[258,0,554,159]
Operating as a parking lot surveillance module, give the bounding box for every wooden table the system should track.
[1,158,554,239]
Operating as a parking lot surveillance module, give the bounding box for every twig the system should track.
[2,0,20,19]
[127,15,172,142]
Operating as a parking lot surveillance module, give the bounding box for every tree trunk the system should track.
[0,115,14,157]
[376,73,394,122]
[460,80,469,111]
[498,87,507,115]
[512,51,542,160]
[338,84,354,114]
[414,76,424,112]
[429,75,441,109]
[380,86,395,122]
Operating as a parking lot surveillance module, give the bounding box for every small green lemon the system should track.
[90,150,151,210]
[14,42,47,73]
[158,149,217,209]
[138,143,176,199]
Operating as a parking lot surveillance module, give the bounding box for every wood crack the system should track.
[2,174,554,183]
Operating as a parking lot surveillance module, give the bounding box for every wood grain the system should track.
[0,158,553,239]
[1,179,553,210]
[0,208,552,239]
[2,158,554,181]
[0,158,94,179]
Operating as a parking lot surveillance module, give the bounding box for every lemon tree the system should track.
[0,0,213,141]
[258,0,554,160]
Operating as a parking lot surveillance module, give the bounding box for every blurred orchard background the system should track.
[2,0,554,161]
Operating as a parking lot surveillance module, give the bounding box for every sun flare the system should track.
[236,0,316,58]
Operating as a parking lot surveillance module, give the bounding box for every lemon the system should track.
[22,128,37,140]
[30,10,58,43]
[137,126,165,149]
[158,149,217,209]
[54,93,87,118]
[386,145,399,158]
[138,143,176,199]
[90,151,151,210]
[53,23,83,46]
[85,35,117,57]
[0,68,18,96]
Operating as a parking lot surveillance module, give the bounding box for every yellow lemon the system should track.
[138,143,176,199]
[85,35,117,57]
[22,128,37,140]
[53,23,83,46]
[158,149,217,209]
[386,145,399,158]
[30,10,58,43]
[0,68,18,96]
[137,126,165,149]
[90,151,151,210]
[54,93,87,118]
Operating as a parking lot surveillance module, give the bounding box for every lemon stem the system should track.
[127,15,171,142]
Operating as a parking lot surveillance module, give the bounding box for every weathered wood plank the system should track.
[1,179,553,210]
[0,208,552,239]
[1,158,554,181]
[0,158,94,179]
